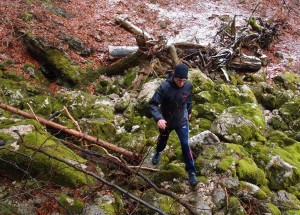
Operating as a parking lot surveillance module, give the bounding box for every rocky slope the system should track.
[1,0,300,214]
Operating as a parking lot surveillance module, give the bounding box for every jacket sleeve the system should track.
[187,84,193,115]
[149,85,164,122]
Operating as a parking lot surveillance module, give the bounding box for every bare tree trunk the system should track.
[115,16,153,41]
[168,44,180,67]
[0,103,138,160]
[105,50,148,76]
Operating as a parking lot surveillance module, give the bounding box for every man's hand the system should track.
[157,119,167,130]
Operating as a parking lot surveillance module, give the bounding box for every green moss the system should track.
[217,156,238,175]
[266,203,281,215]
[124,68,138,87]
[46,49,85,86]
[288,184,300,199]
[249,17,262,32]
[0,132,15,144]
[154,163,186,182]
[81,119,116,142]
[194,103,225,120]
[268,115,289,131]
[279,98,300,126]
[190,70,215,93]
[274,72,300,91]
[2,70,27,82]
[0,60,13,71]
[227,196,247,215]
[224,103,265,130]
[254,189,268,200]
[0,130,92,187]
[58,194,84,214]
[267,130,298,147]
[114,132,147,153]
[159,196,181,215]
[21,11,34,22]
[285,210,300,215]
[0,202,19,215]
[237,158,268,186]
[100,203,117,215]
[21,95,63,118]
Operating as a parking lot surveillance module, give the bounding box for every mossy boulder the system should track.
[211,84,257,107]
[154,162,186,182]
[223,103,266,130]
[279,98,300,131]
[56,91,115,120]
[23,32,86,87]
[266,203,281,215]
[193,102,225,121]
[20,95,64,118]
[273,72,300,91]
[0,78,36,108]
[236,158,268,186]
[211,112,259,144]
[58,194,84,214]
[80,118,116,142]
[0,128,92,187]
[226,196,247,215]
[190,69,215,93]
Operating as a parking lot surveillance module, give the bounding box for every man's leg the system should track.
[176,123,198,186]
[152,128,170,165]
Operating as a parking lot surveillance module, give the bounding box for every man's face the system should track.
[174,77,187,88]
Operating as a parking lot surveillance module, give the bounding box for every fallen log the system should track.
[115,15,153,41]
[105,50,148,76]
[0,103,138,160]
[228,53,262,71]
[108,46,139,58]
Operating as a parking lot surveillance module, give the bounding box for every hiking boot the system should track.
[152,152,161,165]
[188,172,198,187]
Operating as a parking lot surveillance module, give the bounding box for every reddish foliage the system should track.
[1,0,299,83]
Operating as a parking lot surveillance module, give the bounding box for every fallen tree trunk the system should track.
[0,103,138,160]
[115,16,153,41]
[108,46,139,58]
[105,50,148,76]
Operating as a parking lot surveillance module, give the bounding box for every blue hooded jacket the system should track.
[149,73,193,129]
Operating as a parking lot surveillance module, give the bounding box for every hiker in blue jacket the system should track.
[149,64,198,186]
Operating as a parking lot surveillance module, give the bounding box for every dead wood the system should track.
[168,44,180,67]
[0,102,138,160]
[115,16,153,41]
[21,143,168,215]
[105,50,149,76]
[62,140,197,215]
[108,46,139,58]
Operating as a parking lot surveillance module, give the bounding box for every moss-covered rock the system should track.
[21,95,64,118]
[154,162,186,182]
[223,103,266,130]
[236,158,268,186]
[0,129,92,187]
[58,194,84,214]
[273,72,300,91]
[279,98,300,131]
[226,196,247,215]
[23,32,86,87]
[211,112,259,144]
[194,103,225,121]
[267,130,298,147]
[266,203,281,215]
[190,69,215,93]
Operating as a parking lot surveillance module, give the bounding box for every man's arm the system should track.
[149,85,167,129]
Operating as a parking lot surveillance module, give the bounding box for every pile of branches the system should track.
[106,13,283,87]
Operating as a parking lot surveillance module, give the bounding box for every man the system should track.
[149,64,198,186]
